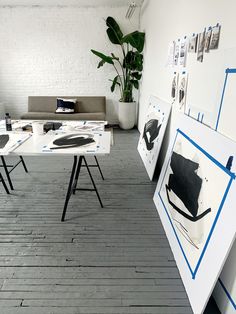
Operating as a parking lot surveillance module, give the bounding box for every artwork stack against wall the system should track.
[153,113,236,314]
[137,96,171,180]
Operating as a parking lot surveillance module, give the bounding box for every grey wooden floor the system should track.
[0,129,193,314]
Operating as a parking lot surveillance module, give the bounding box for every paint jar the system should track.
[32,122,44,135]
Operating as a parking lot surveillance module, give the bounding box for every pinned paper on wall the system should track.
[197,30,206,62]
[179,37,188,67]
[166,41,175,67]
[188,34,198,53]
[178,72,188,112]
[171,72,179,103]
[137,96,171,180]
[153,113,236,314]
[209,24,221,50]
[204,27,212,53]
[174,39,180,66]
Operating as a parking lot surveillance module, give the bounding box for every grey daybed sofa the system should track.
[21,96,106,121]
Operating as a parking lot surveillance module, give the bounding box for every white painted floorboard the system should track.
[0,129,193,314]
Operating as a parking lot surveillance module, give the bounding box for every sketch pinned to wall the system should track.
[153,113,236,314]
[209,24,221,50]
[166,41,175,67]
[204,27,212,53]
[137,96,171,180]
[178,72,188,112]
[179,37,188,67]
[197,30,206,62]
[171,72,179,102]
[188,33,198,53]
[174,39,180,66]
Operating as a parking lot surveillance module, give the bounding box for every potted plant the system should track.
[91,16,145,129]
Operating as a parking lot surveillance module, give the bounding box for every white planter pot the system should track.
[118,101,136,130]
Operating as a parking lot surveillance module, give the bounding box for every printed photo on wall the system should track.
[197,30,206,62]
[179,37,187,67]
[174,39,180,66]
[204,27,212,52]
[209,24,221,50]
[178,72,188,112]
[166,41,175,67]
[188,33,198,53]
[171,72,179,103]
[137,96,171,180]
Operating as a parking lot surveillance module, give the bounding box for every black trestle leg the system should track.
[94,156,104,180]
[83,156,103,208]
[20,156,28,173]
[0,173,10,194]
[1,156,14,190]
[61,156,78,222]
[73,156,83,195]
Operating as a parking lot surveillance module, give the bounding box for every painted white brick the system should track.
[0,5,140,123]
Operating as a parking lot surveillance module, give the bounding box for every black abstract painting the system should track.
[51,134,95,150]
[143,119,162,151]
[0,134,9,149]
[166,152,211,222]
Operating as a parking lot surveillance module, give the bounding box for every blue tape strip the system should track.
[193,176,234,278]
[177,129,236,179]
[226,68,236,73]
[197,112,200,121]
[157,129,235,279]
[158,192,194,277]
[219,278,236,309]
[215,71,229,131]
[201,113,204,123]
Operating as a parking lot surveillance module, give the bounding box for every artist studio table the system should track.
[5,129,111,221]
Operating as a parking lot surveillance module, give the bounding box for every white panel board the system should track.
[153,113,236,314]
[137,95,171,180]
[217,69,236,142]
[213,239,236,314]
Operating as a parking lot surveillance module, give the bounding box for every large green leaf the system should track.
[131,72,142,80]
[122,31,145,52]
[110,75,120,92]
[91,49,114,64]
[106,16,123,45]
[124,51,143,71]
[130,79,139,89]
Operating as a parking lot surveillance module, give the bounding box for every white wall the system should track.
[139,0,236,313]
[0,4,139,122]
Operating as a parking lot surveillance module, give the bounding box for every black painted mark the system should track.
[51,133,95,150]
[143,119,162,151]
[165,151,211,222]
[0,134,9,149]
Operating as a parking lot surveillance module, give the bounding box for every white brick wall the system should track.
[0,5,139,123]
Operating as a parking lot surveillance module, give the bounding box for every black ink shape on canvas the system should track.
[143,119,162,151]
[166,152,211,221]
[51,134,95,150]
[0,134,9,149]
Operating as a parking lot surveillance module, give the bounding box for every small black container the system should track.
[5,113,12,131]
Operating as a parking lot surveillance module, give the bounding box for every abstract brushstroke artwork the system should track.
[153,113,236,314]
[51,134,95,150]
[0,133,31,155]
[158,130,231,275]
[138,96,171,180]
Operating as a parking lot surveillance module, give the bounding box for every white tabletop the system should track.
[0,120,111,156]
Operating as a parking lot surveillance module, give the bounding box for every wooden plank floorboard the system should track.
[0,129,193,313]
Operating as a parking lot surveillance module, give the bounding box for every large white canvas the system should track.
[138,95,171,180]
[153,113,236,314]
[216,69,236,142]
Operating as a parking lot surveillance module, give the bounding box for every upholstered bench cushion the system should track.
[21,112,105,121]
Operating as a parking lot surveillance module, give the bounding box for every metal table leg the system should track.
[1,156,14,190]
[0,173,10,194]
